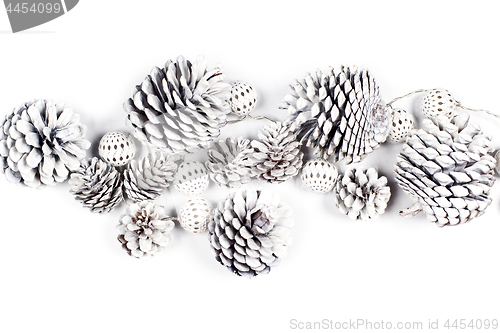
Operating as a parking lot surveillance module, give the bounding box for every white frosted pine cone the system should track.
[387,108,415,143]
[334,167,390,221]
[249,122,303,183]
[98,131,136,167]
[228,81,257,116]
[394,112,496,226]
[208,188,294,278]
[281,66,390,164]
[0,99,90,188]
[174,161,209,196]
[123,151,177,202]
[124,55,230,155]
[69,157,123,213]
[421,88,456,119]
[206,137,253,188]
[117,201,175,258]
[179,198,212,233]
[301,158,338,193]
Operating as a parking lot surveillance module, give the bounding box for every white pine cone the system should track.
[334,167,390,221]
[117,201,174,258]
[281,66,390,164]
[206,137,253,188]
[0,99,90,188]
[394,113,496,226]
[69,157,123,213]
[123,151,178,202]
[249,122,303,183]
[208,188,294,278]
[124,55,231,155]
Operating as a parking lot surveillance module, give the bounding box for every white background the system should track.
[1,1,500,332]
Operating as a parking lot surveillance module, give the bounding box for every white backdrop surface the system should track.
[1,1,500,332]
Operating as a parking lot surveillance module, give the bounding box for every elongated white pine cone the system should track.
[281,66,390,164]
[124,55,230,154]
[0,99,90,188]
[394,113,496,227]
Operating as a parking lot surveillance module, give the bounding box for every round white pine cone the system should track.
[208,188,294,278]
[179,198,212,233]
[421,88,456,119]
[0,99,90,188]
[174,161,209,196]
[124,55,231,155]
[281,66,390,164]
[387,108,415,143]
[334,167,390,221]
[123,151,177,202]
[206,137,253,188]
[394,113,496,226]
[228,81,257,116]
[249,122,303,183]
[301,158,338,193]
[117,201,175,258]
[69,157,123,213]
[98,131,136,167]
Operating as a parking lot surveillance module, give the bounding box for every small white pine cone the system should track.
[206,137,253,188]
[334,167,390,221]
[0,99,90,188]
[117,201,174,258]
[249,122,303,183]
[69,157,123,213]
[123,151,178,202]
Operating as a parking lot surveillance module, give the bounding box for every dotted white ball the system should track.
[301,158,338,193]
[98,131,136,166]
[174,161,209,196]
[494,150,500,176]
[228,81,258,116]
[179,198,213,233]
[387,108,415,143]
[421,88,456,119]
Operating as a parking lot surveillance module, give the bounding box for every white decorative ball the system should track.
[494,150,500,176]
[421,88,457,119]
[301,158,338,193]
[228,81,257,116]
[174,161,209,196]
[98,131,136,166]
[387,108,415,143]
[179,198,213,233]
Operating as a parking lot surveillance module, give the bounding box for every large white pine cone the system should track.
[394,113,496,227]
[334,167,390,221]
[249,122,303,183]
[281,66,390,164]
[208,188,294,278]
[0,99,90,188]
[124,55,231,155]
[69,157,123,213]
[117,201,174,258]
[123,151,177,202]
[206,137,253,188]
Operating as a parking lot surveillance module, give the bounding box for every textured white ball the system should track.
[495,150,500,176]
[387,108,415,143]
[301,158,338,193]
[421,88,456,119]
[179,198,213,233]
[98,131,136,166]
[228,81,258,116]
[174,161,209,196]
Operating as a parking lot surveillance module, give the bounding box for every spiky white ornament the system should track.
[0,99,90,188]
[334,167,390,221]
[206,137,253,188]
[179,198,213,233]
[421,88,456,119]
[301,158,338,193]
[123,151,177,202]
[387,108,415,143]
[117,201,175,258]
[208,188,294,278]
[174,161,209,196]
[98,131,136,167]
[394,113,495,227]
[281,66,390,163]
[124,55,230,155]
[228,81,257,116]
